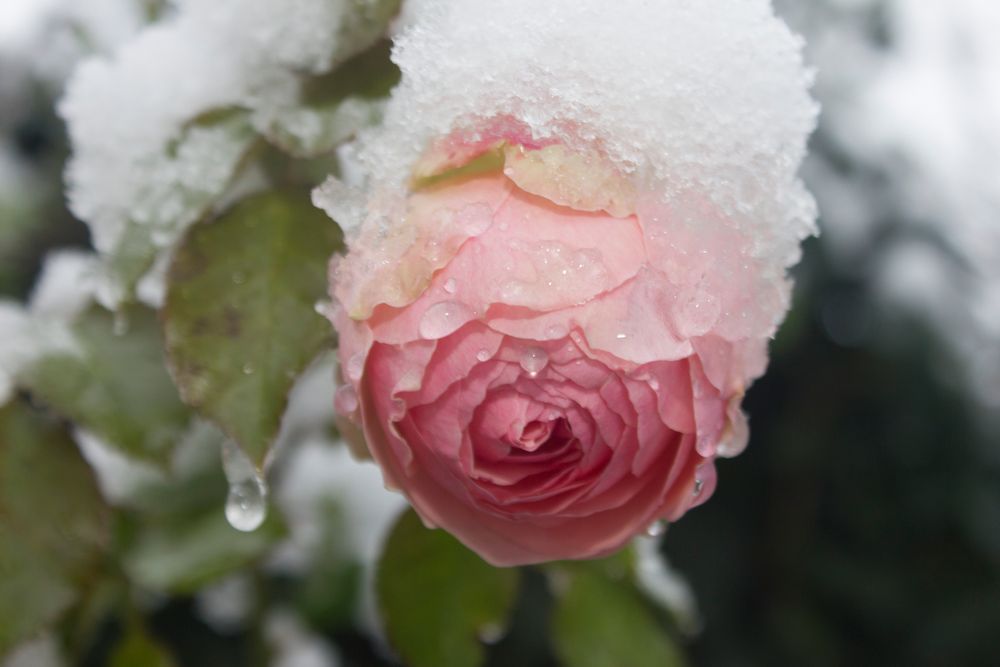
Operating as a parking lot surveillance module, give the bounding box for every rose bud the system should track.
[317,0,817,565]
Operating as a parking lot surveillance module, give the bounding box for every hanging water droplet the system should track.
[476,349,492,362]
[345,353,365,381]
[226,478,267,532]
[693,477,705,495]
[443,277,457,294]
[645,520,667,538]
[242,363,255,375]
[221,440,268,532]
[519,347,549,377]
[232,271,247,285]
[418,301,473,340]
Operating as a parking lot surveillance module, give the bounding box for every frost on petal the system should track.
[334,173,513,318]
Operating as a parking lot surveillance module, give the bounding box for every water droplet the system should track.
[690,462,717,508]
[476,349,492,362]
[418,301,473,340]
[478,622,504,645]
[645,520,667,538]
[232,271,247,285]
[519,347,549,377]
[345,353,365,381]
[424,239,442,262]
[456,203,493,236]
[695,434,715,458]
[334,384,359,414]
[314,300,332,317]
[221,440,268,532]
[242,363,255,375]
[226,477,268,532]
[443,277,457,294]
[616,333,628,340]
[545,324,568,339]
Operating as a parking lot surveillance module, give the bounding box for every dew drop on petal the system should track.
[519,347,549,377]
[545,324,568,339]
[443,277,457,294]
[334,384,359,414]
[695,433,715,458]
[345,352,365,381]
[476,348,492,362]
[691,461,718,509]
[313,299,332,317]
[418,301,473,340]
[221,440,268,532]
[644,519,668,538]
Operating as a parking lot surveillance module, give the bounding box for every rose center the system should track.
[509,417,574,455]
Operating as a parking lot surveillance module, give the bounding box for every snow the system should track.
[60,0,394,303]
[0,251,94,404]
[341,0,818,343]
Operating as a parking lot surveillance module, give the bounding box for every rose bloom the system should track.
[328,119,765,566]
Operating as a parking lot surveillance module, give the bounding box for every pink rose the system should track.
[327,124,764,565]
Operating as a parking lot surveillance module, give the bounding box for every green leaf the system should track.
[0,402,110,655]
[109,629,176,667]
[122,505,285,594]
[163,191,342,466]
[550,566,688,667]
[376,510,519,667]
[22,305,191,466]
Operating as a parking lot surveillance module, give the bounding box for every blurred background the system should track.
[2,0,999,665]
